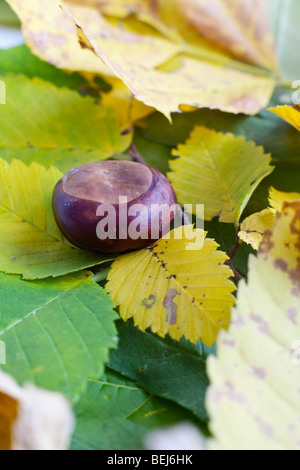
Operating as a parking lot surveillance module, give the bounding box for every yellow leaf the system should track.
[106,225,236,347]
[0,371,74,450]
[206,202,300,450]
[102,77,154,127]
[8,0,179,75]
[238,209,275,250]
[0,159,111,280]
[269,105,300,132]
[10,0,276,117]
[7,0,112,75]
[176,0,278,70]
[168,126,273,223]
[269,187,300,212]
[64,2,275,118]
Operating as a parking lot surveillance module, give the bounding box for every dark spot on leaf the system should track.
[142,295,157,309]
[163,288,178,325]
[274,258,288,272]
[10,257,17,262]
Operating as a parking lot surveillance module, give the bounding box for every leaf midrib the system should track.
[0,279,84,336]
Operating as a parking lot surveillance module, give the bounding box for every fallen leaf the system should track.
[206,201,300,450]
[7,0,111,74]
[106,225,236,346]
[269,187,300,212]
[238,209,275,250]
[0,371,74,450]
[0,75,130,164]
[177,0,278,70]
[269,105,300,132]
[239,187,300,250]
[101,77,154,127]
[63,2,275,118]
[168,126,273,223]
[0,271,118,401]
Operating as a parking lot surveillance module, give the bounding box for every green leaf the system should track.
[133,128,171,175]
[108,320,210,422]
[168,126,273,223]
[0,45,110,93]
[0,271,118,401]
[72,369,198,450]
[0,74,131,170]
[0,147,115,174]
[0,158,112,279]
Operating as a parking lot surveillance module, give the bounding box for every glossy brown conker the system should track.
[52,161,177,254]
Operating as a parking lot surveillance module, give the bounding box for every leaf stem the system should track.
[226,232,243,284]
[226,259,242,285]
[129,143,146,165]
[92,267,111,284]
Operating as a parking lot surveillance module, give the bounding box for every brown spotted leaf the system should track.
[207,201,300,450]
[177,0,278,70]
[106,226,236,347]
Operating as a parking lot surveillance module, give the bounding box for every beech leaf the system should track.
[168,126,273,224]
[106,226,236,347]
[0,271,118,400]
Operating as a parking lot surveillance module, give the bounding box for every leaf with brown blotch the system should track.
[176,0,278,71]
[8,0,276,118]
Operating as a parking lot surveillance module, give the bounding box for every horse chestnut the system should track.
[52,161,177,253]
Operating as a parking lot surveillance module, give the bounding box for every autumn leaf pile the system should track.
[0,0,299,451]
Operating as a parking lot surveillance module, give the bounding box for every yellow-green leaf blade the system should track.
[0,159,111,280]
[106,226,236,347]
[62,2,275,118]
[0,75,130,155]
[168,126,273,223]
[238,209,275,250]
[206,202,300,450]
